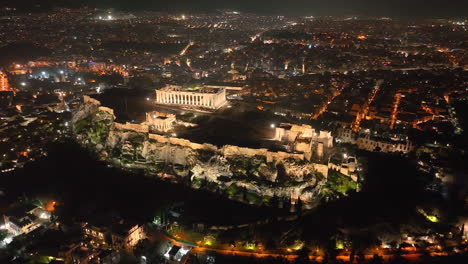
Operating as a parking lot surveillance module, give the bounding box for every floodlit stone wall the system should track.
[148,134,217,152]
[98,106,115,116]
[312,163,329,178]
[221,145,305,163]
[84,95,101,106]
[114,122,149,133]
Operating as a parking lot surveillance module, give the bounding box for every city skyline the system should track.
[3,0,468,18]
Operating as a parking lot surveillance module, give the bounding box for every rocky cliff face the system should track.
[72,99,327,205]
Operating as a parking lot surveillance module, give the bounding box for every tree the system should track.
[0,230,8,242]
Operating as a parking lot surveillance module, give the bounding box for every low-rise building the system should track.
[81,221,146,250]
[0,205,51,236]
[274,123,333,160]
[337,127,414,153]
[145,111,176,132]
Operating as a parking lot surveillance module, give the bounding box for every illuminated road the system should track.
[152,229,447,263]
[180,41,195,56]
[311,82,348,120]
[351,79,383,132]
[389,92,401,129]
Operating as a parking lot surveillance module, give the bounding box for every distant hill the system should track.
[0,42,52,67]
[1,0,83,11]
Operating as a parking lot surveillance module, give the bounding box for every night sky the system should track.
[3,0,468,17]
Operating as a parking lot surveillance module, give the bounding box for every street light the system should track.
[270,124,276,128]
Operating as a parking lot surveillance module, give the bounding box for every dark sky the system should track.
[4,0,468,17]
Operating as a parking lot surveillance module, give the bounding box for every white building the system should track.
[337,128,414,153]
[155,85,227,109]
[145,111,176,132]
[273,123,333,160]
[0,206,51,237]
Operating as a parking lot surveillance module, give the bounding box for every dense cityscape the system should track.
[0,1,467,264]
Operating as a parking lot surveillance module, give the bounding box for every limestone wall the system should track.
[313,163,329,178]
[221,145,305,163]
[98,106,115,116]
[266,151,305,163]
[148,134,217,152]
[221,145,268,157]
[83,95,101,106]
[114,122,149,133]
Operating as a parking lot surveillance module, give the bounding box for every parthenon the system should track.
[155,85,227,109]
